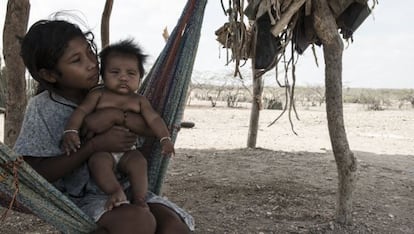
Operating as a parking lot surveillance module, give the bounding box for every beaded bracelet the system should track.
[159,136,171,143]
[63,129,78,134]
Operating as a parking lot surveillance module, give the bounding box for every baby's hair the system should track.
[20,13,97,94]
[99,39,147,78]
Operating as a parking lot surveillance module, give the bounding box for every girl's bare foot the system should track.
[105,188,129,210]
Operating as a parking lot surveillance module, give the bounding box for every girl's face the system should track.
[54,36,99,97]
[103,54,141,95]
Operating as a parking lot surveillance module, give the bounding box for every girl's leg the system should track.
[148,203,191,234]
[118,150,148,208]
[88,152,127,210]
[97,204,156,234]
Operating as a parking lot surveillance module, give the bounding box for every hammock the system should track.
[0,0,207,232]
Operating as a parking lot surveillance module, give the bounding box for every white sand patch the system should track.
[175,103,414,156]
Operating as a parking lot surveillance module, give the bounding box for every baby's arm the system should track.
[63,90,102,155]
[139,96,175,155]
[123,111,154,136]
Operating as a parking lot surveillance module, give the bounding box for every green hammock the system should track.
[0,0,207,232]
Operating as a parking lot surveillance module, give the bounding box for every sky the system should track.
[1,0,413,89]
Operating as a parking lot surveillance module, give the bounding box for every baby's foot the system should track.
[105,189,129,211]
[132,196,149,209]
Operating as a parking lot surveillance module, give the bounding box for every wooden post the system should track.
[3,0,30,147]
[101,0,113,48]
[313,0,357,225]
[247,67,263,148]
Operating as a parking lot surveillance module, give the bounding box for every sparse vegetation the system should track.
[263,97,283,110]
[400,91,414,109]
[2,75,412,112]
[187,83,414,110]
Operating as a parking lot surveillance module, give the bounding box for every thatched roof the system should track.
[216,0,375,76]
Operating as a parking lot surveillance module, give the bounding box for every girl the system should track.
[14,18,193,234]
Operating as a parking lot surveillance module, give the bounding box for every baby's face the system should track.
[103,54,140,94]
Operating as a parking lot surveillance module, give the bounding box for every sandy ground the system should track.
[176,102,414,155]
[0,102,413,233]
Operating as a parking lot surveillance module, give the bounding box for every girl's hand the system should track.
[90,126,137,152]
[123,111,154,136]
[161,140,175,156]
[82,108,123,135]
[62,132,81,155]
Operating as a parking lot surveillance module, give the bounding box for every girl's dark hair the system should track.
[20,19,97,94]
[99,39,147,79]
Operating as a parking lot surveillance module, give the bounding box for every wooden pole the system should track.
[247,67,263,148]
[3,0,30,147]
[313,0,357,225]
[100,0,113,48]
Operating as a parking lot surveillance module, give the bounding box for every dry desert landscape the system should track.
[0,101,413,233]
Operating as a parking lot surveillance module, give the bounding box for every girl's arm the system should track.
[24,126,137,182]
[82,107,124,134]
[24,141,95,182]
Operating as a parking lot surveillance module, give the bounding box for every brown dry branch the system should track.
[311,44,320,67]
[100,0,113,48]
[271,0,306,37]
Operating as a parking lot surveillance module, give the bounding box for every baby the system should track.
[63,39,174,210]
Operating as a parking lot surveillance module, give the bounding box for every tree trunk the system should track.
[101,0,113,48]
[3,0,30,147]
[313,0,357,225]
[247,68,263,148]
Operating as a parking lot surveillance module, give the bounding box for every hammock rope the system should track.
[0,0,207,232]
[140,0,206,194]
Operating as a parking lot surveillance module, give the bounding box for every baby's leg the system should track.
[88,152,128,210]
[118,150,148,208]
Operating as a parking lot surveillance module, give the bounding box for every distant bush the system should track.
[399,92,414,109]
[263,98,283,110]
[341,88,414,110]
[226,94,238,108]
[367,101,384,111]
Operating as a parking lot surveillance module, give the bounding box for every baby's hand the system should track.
[160,138,175,157]
[62,130,81,155]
